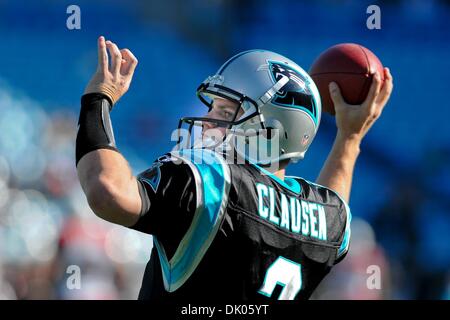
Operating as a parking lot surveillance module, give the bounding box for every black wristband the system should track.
[75,93,119,166]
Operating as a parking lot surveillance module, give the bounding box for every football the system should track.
[309,43,384,115]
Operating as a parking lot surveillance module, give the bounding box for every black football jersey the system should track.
[130,149,351,301]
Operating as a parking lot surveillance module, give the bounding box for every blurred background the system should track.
[0,0,449,299]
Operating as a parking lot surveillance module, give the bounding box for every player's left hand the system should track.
[329,67,393,142]
[84,36,138,105]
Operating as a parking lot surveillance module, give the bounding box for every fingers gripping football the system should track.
[328,67,393,141]
[85,36,138,105]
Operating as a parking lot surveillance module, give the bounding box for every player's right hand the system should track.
[329,67,393,143]
[84,36,138,105]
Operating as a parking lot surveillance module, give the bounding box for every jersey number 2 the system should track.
[258,256,302,300]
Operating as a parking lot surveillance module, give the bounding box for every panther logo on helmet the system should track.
[266,61,319,125]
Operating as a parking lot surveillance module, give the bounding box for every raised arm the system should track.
[316,68,393,203]
[76,36,141,227]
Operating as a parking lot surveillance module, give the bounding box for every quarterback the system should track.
[76,36,393,300]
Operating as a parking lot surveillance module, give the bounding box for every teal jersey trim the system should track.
[337,222,351,257]
[250,162,302,195]
[154,148,231,292]
[139,165,161,193]
[337,196,352,257]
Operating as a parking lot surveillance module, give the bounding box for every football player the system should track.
[76,36,393,300]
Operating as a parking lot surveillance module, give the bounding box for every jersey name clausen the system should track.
[256,183,327,241]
